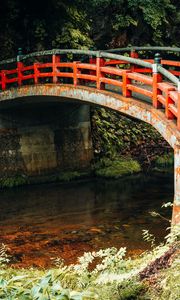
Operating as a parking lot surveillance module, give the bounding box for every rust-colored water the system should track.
[0,174,172,268]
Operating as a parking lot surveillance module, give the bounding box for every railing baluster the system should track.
[130,50,138,72]
[165,88,176,119]
[52,54,60,84]
[73,61,81,86]
[152,72,163,108]
[122,70,132,97]
[1,70,6,90]
[89,56,96,80]
[96,56,105,90]
[34,63,39,84]
[17,62,23,87]
[152,53,162,108]
[73,61,78,86]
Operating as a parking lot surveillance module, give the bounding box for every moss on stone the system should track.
[57,171,90,182]
[94,157,141,178]
[153,153,174,173]
[0,175,28,188]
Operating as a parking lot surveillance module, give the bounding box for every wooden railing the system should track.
[0,49,180,129]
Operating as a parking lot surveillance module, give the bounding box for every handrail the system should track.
[106,46,180,53]
[0,49,152,69]
[0,58,17,65]
[0,49,99,66]
[20,49,99,60]
[1,47,180,65]
[100,52,152,69]
[158,65,179,85]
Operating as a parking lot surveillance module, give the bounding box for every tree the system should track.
[0,0,179,60]
[84,0,179,48]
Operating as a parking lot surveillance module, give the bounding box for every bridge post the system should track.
[73,61,81,87]
[172,146,180,224]
[52,54,60,84]
[165,87,176,120]
[122,70,132,97]
[96,53,105,90]
[130,50,138,72]
[152,53,163,108]
[34,63,39,84]
[17,62,23,87]
[1,71,6,90]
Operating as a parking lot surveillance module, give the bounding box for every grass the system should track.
[94,157,141,179]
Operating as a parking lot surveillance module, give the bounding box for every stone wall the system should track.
[0,129,24,176]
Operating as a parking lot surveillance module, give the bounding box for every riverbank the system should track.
[0,152,173,188]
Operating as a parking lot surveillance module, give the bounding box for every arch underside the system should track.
[0,84,180,149]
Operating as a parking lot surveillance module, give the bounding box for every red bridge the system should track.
[0,46,180,225]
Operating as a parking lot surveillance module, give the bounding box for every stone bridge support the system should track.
[55,104,93,171]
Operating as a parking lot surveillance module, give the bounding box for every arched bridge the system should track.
[0,46,180,225]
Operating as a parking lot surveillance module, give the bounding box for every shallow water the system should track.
[0,173,173,267]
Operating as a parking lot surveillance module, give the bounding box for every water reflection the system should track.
[0,173,173,267]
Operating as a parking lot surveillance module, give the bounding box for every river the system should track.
[0,173,173,268]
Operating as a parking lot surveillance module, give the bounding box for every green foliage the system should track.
[153,153,174,173]
[57,171,88,182]
[155,153,174,168]
[0,0,180,59]
[0,0,94,59]
[52,5,93,50]
[118,280,146,300]
[91,107,171,166]
[84,0,179,48]
[94,157,141,178]
[142,229,156,248]
[0,175,28,188]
